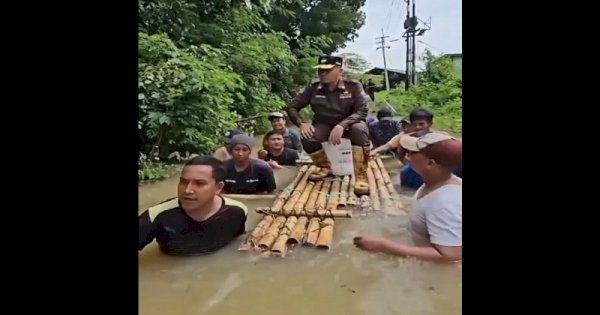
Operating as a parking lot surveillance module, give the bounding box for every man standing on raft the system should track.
[288,55,371,195]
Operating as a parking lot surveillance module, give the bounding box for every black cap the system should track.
[377,108,393,120]
[313,55,343,69]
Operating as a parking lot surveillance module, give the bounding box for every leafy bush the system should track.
[139,33,244,158]
[374,51,462,136]
[138,153,179,183]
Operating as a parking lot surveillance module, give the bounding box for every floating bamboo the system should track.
[270,165,309,214]
[371,160,393,210]
[282,166,316,215]
[315,218,335,250]
[376,158,395,192]
[366,165,381,211]
[293,181,315,212]
[326,178,341,211]
[303,217,321,245]
[304,181,323,214]
[339,175,349,207]
[288,216,308,245]
[257,216,287,250]
[271,216,298,257]
[347,174,358,206]
[315,180,332,210]
[376,157,407,212]
[255,207,352,218]
[239,215,274,250]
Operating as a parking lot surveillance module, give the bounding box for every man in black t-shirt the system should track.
[261,130,299,169]
[138,156,248,256]
[223,134,276,194]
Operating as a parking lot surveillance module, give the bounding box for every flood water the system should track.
[138,138,461,315]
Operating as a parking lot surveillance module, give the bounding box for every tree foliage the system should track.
[374,50,462,135]
[138,0,367,170]
[340,52,371,73]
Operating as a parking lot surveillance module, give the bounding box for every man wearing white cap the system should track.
[354,132,462,262]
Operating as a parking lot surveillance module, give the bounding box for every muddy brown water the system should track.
[139,139,461,315]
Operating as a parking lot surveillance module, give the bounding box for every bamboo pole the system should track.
[376,158,392,185]
[315,218,335,250]
[347,174,358,206]
[326,178,341,211]
[292,181,315,212]
[366,164,381,211]
[339,175,349,207]
[257,216,287,250]
[271,216,298,257]
[255,207,352,218]
[376,157,407,212]
[282,166,316,214]
[304,180,323,215]
[287,216,309,245]
[238,215,274,250]
[371,160,393,210]
[270,165,309,214]
[303,217,321,246]
[315,180,332,211]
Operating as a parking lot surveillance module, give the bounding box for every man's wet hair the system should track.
[265,130,284,140]
[184,156,226,183]
[409,108,434,124]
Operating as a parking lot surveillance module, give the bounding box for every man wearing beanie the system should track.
[355,132,462,262]
[212,129,244,162]
[287,55,371,195]
[222,134,276,194]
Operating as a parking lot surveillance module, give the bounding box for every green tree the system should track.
[340,52,371,73]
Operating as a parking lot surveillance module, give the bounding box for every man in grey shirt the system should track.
[354,132,462,262]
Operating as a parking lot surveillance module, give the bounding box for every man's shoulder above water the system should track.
[250,158,271,169]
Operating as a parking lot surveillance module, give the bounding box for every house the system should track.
[363,67,406,90]
[442,53,462,75]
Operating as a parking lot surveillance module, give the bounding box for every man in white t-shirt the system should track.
[354,132,462,262]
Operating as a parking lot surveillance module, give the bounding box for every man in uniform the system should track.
[287,55,371,195]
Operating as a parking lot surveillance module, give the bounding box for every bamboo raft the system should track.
[238,157,408,256]
[239,214,337,257]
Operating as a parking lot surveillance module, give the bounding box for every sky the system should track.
[335,0,462,71]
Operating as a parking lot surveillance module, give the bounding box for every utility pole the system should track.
[376,28,400,91]
[402,0,431,90]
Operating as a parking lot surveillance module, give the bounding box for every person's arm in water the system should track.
[355,206,462,262]
[354,237,461,262]
[337,83,369,130]
[139,210,157,251]
[370,132,410,164]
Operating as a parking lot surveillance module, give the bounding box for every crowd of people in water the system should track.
[139,55,461,263]
[139,108,462,262]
